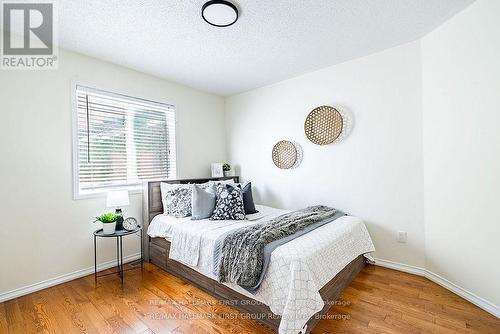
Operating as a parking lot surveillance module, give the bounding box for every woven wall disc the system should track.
[304,105,343,145]
[272,140,297,169]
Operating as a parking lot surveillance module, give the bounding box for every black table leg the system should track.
[94,234,97,283]
[116,237,120,277]
[140,228,144,269]
[120,235,124,284]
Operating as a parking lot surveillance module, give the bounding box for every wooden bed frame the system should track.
[142,177,366,333]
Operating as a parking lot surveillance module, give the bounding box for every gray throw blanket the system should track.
[213,205,344,293]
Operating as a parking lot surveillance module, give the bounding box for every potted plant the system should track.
[223,163,231,177]
[95,212,119,235]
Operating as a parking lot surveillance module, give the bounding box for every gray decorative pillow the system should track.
[210,184,246,220]
[166,187,192,218]
[191,184,216,220]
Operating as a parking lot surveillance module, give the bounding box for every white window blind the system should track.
[74,85,176,196]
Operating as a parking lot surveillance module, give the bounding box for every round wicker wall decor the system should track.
[304,105,343,145]
[272,140,298,169]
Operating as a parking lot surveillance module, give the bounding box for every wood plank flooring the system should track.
[1,263,498,333]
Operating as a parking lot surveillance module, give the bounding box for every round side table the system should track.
[93,226,143,284]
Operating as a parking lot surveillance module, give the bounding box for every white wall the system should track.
[225,41,426,268]
[0,48,226,296]
[422,0,500,306]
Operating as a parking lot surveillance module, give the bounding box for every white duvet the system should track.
[147,205,375,334]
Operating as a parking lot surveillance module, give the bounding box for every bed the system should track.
[142,177,375,334]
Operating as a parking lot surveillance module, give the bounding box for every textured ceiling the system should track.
[53,1,473,95]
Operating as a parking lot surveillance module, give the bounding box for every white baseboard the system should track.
[373,258,426,276]
[0,253,141,303]
[373,257,500,318]
[424,270,500,318]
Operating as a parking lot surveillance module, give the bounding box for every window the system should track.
[73,85,176,198]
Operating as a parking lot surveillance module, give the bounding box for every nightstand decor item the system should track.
[94,212,119,235]
[272,140,299,169]
[304,105,343,145]
[123,217,138,231]
[106,190,130,230]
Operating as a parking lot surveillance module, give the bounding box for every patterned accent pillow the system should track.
[210,184,246,220]
[166,187,192,218]
[160,183,188,215]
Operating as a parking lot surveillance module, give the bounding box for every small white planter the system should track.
[102,222,116,235]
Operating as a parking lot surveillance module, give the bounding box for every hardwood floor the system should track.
[1,263,498,333]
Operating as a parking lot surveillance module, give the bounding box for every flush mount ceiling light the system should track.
[202,0,239,27]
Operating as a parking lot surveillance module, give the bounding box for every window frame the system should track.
[71,81,178,200]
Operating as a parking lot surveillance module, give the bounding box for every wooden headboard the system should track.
[142,176,239,261]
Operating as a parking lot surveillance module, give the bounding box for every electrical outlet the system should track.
[397,231,407,243]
